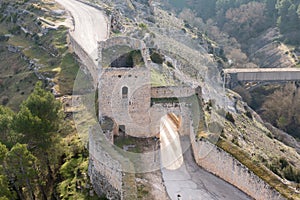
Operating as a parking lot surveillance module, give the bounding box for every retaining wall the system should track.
[191,139,285,200]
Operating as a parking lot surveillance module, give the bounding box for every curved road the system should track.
[56,1,252,199]
[56,0,108,60]
[161,117,252,200]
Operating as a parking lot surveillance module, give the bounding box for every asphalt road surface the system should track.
[159,112,252,200]
[55,0,108,61]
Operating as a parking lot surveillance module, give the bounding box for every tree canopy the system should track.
[170,0,300,44]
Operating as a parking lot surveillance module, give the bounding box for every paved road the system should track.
[55,0,108,60]
[161,135,252,200]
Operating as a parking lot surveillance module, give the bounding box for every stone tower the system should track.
[98,37,153,138]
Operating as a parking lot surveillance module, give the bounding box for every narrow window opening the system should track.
[122,86,128,98]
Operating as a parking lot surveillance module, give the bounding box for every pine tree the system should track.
[5,143,37,200]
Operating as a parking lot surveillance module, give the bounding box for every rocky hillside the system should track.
[87,0,300,198]
[0,0,79,110]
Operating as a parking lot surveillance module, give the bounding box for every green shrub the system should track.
[150,51,164,64]
[138,23,147,29]
[8,25,21,35]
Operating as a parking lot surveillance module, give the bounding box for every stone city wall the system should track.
[191,139,285,200]
[69,32,99,86]
[88,127,137,200]
[150,102,193,137]
[89,129,122,199]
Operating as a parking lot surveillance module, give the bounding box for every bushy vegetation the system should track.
[0,82,95,199]
[269,157,300,183]
[225,112,235,124]
[246,83,300,139]
[169,0,300,44]
[259,84,300,138]
[149,49,164,64]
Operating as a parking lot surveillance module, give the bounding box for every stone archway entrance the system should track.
[160,113,183,170]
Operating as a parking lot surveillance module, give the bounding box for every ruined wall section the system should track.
[151,103,192,136]
[97,36,199,137]
[191,138,285,200]
[150,86,196,136]
[98,37,150,69]
[151,86,195,98]
[89,128,122,199]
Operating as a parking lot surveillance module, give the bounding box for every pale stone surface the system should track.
[192,139,285,200]
[98,37,196,138]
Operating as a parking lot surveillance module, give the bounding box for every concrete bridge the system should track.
[223,68,300,88]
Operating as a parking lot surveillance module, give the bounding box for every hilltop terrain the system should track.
[0,0,300,199]
[94,0,300,198]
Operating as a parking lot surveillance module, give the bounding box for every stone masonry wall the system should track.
[150,102,192,136]
[98,67,153,137]
[191,139,285,200]
[69,32,99,86]
[89,129,123,196]
[88,127,138,200]
[151,86,195,98]
[98,37,150,69]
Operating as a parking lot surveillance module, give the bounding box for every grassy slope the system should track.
[0,1,79,110]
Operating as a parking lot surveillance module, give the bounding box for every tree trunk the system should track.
[19,158,35,200]
[33,164,48,200]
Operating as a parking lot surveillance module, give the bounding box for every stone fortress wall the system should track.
[191,138,285,200]
[98,37,196,138]
[69,20,287,198]
[98,66,152,137]
[98,37,150,70]
[69,32,99,86]
[89,127,138,200]
[89,129,122,199]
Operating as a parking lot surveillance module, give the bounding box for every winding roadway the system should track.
[56,0,109,61]
[55,0,252,199]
